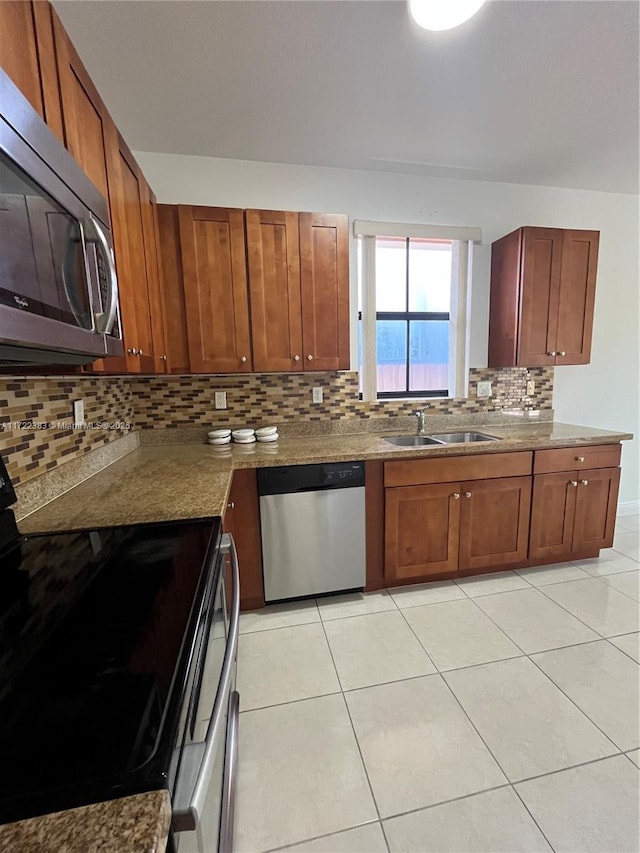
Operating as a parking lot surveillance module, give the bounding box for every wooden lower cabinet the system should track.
[385,475,531,581]
[385,483,461,580]
[223,469,264,610]
[459,476,531,571]
[530,466,620,561]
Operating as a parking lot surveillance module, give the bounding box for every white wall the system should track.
[137,152,640,504]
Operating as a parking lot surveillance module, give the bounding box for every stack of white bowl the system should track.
[208,428,231,446]
[232,428,256,444]
[255,426,279,443]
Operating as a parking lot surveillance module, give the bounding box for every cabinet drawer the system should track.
[384,451,533,488]
[533,444,621,474]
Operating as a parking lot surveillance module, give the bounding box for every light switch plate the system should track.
[214,391,227,410]
[73,399,84,427]
[312,387,323,404]
[476,381,492,398]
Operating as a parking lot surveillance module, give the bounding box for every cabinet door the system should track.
[0,2,45,120]
[299,212,350,371]
[572,467,620,553]
[385,483,460,580]
[246,209,302,372]
[223,470,264,610]
[102,133,155,373]
[179,206,252,374]
[53,11,111,201]
[142,188,169,373]
[529,472,577,562]
[459,476,532,571]
[555,230,599,365]
[157,205,190,374]
[518,227,563,366]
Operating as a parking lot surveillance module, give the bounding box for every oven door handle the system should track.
[219,690,240,853]
[172,532,240,834]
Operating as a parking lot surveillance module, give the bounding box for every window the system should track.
[355,220,481,401]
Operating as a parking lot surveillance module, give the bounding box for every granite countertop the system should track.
[0,791,171,853]
[19,421,632,534]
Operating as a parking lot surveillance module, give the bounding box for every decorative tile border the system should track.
[0,366,553,491]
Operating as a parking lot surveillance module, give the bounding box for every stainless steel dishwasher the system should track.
[258,462,366,602]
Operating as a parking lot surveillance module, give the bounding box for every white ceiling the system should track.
[53,0,639,194]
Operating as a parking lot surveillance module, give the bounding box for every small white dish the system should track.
[208,428,231,439]
[255,426,277,438]
[256,433,279,443]
[233,435,257,444]
[232,428,255,440]
[208,436,231,445]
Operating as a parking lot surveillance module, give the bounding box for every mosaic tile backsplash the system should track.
[0,377,134,486]
[0,368,553,487]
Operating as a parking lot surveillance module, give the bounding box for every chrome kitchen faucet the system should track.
[415,407,430,434]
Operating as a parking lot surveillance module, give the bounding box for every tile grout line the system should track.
[533,579,636,639]
[316,611,390,851]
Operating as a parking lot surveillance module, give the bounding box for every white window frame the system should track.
[354,220,481,402]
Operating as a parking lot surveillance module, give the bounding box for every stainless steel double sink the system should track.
[385,432,500,447]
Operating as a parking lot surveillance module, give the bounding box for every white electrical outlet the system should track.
[312,387,323,404]
[214,391,227,410]
[526,379,536,396]
[476,381,492,398]
[73,399,84,427]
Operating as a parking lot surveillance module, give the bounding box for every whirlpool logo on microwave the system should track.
[13,296,29,309]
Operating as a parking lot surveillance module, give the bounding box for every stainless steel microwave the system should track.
[0,69,124,365]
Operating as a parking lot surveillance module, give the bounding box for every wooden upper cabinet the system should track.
[52,10,111,201]
[246,209,303,373]
[157,205,190,374]
[142,188,170,373]
[299,212,350,371]
[179,206,252,374]
[555,230,599,365]
[488,226,599,367]
[0,1,63,141]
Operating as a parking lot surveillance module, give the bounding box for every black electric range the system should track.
[0,454,223,829]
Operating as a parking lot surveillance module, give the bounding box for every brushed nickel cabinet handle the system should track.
[293,355,300,362]
[547,351,557,356]
[580,479,589,486]
[576,456,585,462]
[558,351,566,356]
[569,480,578,487]
[138,349,144,356]
[464,491,472,498]
[227,501,235,509]
[452,493,460,500]
[307,354,314,361]
[127,347,139,355]
[240,356,247,363]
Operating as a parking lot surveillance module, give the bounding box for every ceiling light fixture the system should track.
[408,0,486,31]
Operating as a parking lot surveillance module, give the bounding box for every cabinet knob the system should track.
[138,349,144,356]
[580,479,589,486]
[452,493,460,500]
[576,456,585,462]
[464,491,472,498]
[307,354,314,361]
[227,501,235,509]
[569,480,578,487]
[240,356,247,363]
[293,355,300,362]
[127,347,139,355]
[558,351,566,357]
[547,351,557,357]
[161,355,167,361]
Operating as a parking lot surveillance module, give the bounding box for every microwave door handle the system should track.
[62,218,95,331]
[172,532,240,833]
[219,690,240,853]
[88,216,119,334]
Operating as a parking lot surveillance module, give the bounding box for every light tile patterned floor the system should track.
[235,522,640,853]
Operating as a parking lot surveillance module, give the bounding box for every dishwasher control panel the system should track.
[257,461,365,495]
